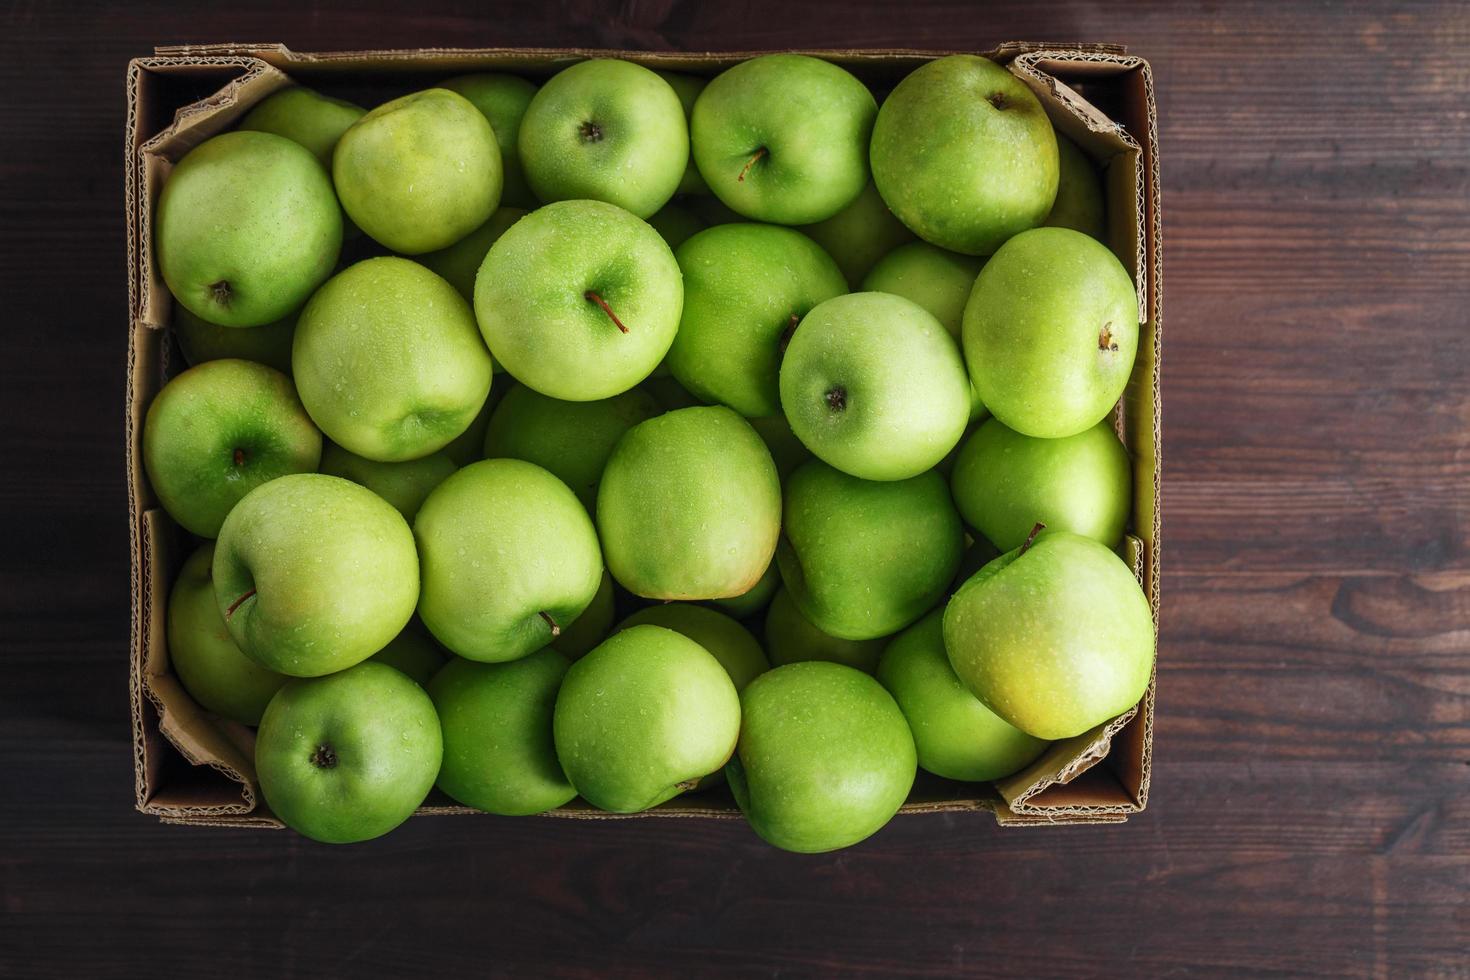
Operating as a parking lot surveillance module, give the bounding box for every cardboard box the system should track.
[126,43,1162,829]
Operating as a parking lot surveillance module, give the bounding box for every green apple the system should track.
[691,54,876,224]
[647,201,707,249]
[861,241,983,339]
[157,131,340,326]
[415,458,602,662]
[418,207,527,304]
[550,569,615,660]
[877,609,1047,781]
[143,359,321,538]
[256,661,441,843]
[655,70,709,195]
[518,59,687,218]
[951,417,1131,552]
[319,442,457,522]
[238,85,365,167]
[708,559,780,619]
[748,413,812,481]
[172,305,297,375]
[293,257,493,461]
[727,661,915,853]
[598,406,781,600]
[368,621,446,686]
[798,181,914,287]
[553,624,740,812]
[779,460,963,640]
[617,604,768,692]
[428,648,575,815]
[1044,133,1105,239]
[963,227,1138,438]
[764,586,887,674]
[213,474,419,676]
[334,88,501,254]
[482,383,658,510]
[437,73,539,208]
[944,529,1155,740]
[438,382,506,466]
[475,199,682,401]
[666,223,845,417]
[780,292,970,481]
[871,55,1058,255]
[167,543,286,725]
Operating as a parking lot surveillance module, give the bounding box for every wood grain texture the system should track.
[2,1,1467,976]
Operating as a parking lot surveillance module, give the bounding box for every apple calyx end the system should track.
[224,587,256,619]
[1019,522,1046,556]
[310,744,338,769]
[232,448,245,467]
[987,92,1009,110]
[539,610,561,637]
[584,290,630,334]
[824,386,847,413]
[674,778,700,792]
[737,146,768,183]
[1099,322,1119,352]
[208,280,232,307]
[578,120,604,143]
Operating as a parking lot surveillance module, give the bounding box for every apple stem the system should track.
[737,146,768,183]
[584,291,629,334]
[674,778,700,792]
[1020,522,1047,555]
[778,313,800,352]
[539,611,561,637]
[224,588,256,618]
[232,448,245,467]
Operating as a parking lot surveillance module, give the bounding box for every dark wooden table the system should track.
[3,2,1467,976]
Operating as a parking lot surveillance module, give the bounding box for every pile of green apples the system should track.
[146,52,1154,851]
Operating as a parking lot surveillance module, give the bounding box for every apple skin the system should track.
[172,305,297,376]
[950,417,1131,552]
[1044,133,1106,240]
[255,661,442,843]
[319,442,457,523]
[861,241,983,339]
[647,201,707,249]
[518,59,687,218]
[553,624,741,813]
[157,131,341,327]
[692,54,876,225]
[726,661,915,853]
[143,359,322,538]
[418,207,528,306]
[877,609,1048,781]
[368,621,447,686]
[415,458,602,663]
[167,544,286,725]
[778,460,963,640]
[475,199,683,401]
[655,71,710,195]
[780,292,970,481]
[963,227,1138,439]
[238,86,365,168]
[482,383,659,511]
[437,73,539,208]
[708,558,780,619]
[943,529,1155,740]
[334,88,501,254]
[764,586,887,674]
[549,569,615,660]
[617,604,769,692]
[597,406,781,600]
[667,223,846,418]
[871,55,1058,256]
[798,181,914,287]
[428,648,576,816]
[213,474,420,677]
[293,257,493,462]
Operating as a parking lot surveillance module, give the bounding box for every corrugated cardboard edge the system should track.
[126,44,1160,830]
